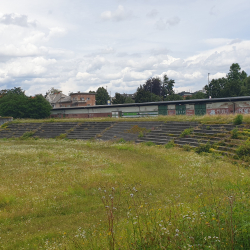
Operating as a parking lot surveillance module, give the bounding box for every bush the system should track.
[56,133,67,139]
[233,114,243,125]
[143,141,156,146]
[117,138,126,143]
[20,131,35,140]
[231,128,239,139]
[180,128,193,138]
[183,144,192,151]
[236,141,250,158]
[195,142,211,154]
[165,140,175,149]
[138,131,144,138]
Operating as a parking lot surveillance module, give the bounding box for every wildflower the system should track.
[130,193,134,198]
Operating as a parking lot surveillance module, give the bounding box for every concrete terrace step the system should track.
[67,122,115,140]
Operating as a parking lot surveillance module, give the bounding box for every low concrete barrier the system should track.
[0,117,13,126]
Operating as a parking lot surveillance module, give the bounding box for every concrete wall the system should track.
[235,101,250,114]
[50,99,250,118]
[186,104,195,116]
[206,102,234,115]
[0,117,13,126]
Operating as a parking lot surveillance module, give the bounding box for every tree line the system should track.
[107,63,250,104]
[0,87,51,119]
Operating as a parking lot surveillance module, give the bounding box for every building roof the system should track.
[46,93,67,104]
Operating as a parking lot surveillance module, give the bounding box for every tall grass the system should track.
[5,113,250,125]
[0,139,250,249]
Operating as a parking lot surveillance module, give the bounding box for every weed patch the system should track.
[180,128,193,138]
[233,114,243,125]
[20,131,35,140]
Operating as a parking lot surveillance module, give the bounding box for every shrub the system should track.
[195,142,211,154]
[20,131,35,140]
[143,141,156,146]
[236,141,250,158]
[231,128,239,139]
[206,125,210,130]
[183,144,192,151]
[138,131,144,138]
[117,138,126,143]
[180,128,193,138]
[233,114,243,125]
[56,133,67,139]
[165,140,175,149]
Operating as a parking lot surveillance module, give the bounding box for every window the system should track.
[80,97,85,101]
[87,97,90,100]
[87,104,90,106]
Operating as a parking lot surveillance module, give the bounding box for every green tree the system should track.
[0,88,51,118]
[205,78,227,98]
[112,93,126,104]
[45,87,62,97]
[204,63,248,98]
[124,96,135,103]
[27,95,52,119]
[188,92,206,100]
[143,77,162,96]
[96,87,110,105]
[164,94,183,101]
[227,63,247,83]
[134,86,161,103]
[163,74,175,96]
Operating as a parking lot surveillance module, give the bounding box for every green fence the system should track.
[158,105,168,116]
[195,104,206,116]
[176,105,186,115]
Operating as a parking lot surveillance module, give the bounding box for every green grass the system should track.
[4,113,250,125]
[1,138,250,249]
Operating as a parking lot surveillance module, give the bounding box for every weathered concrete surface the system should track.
[0,117,13,126]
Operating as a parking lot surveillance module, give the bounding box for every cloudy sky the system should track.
[0,0,250,96]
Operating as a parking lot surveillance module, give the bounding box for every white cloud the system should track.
[155,16,180,30]
[146,9,158,18]
[101,5,133,22]
[0,13,36,27]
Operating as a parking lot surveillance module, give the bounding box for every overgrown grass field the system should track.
[8,113,250,124]
[1,138,250,249]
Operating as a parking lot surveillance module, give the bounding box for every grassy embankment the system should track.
[6,113,250,124]
[1,137,250,249]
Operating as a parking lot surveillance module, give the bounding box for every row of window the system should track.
[73,97,91,101]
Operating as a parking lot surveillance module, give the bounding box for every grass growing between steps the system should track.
[4,113,250,126]
[1,139,250,249]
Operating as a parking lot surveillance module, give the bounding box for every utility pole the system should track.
[208,73,211,98]
[151,82,152,102]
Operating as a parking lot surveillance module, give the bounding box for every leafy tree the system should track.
[124,96,135,103]
[134,86,161,103]
[164,94,183,101]
[143,77,162,96]
[27,95,52,119]
[112,93,126,104]
[241,76,250,96]
[204,63,248,98]
[96,87,110,105]
[45,87,62,97]
[163,74,175,96]
[205,78,227,98]
[186,92,206,100]
[227,63,247,83]
[0,88,51,118]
